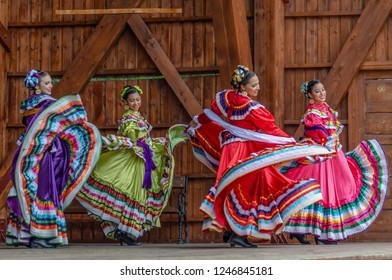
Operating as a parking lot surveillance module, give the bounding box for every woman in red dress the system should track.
[186,66,330,247]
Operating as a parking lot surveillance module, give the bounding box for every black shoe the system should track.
[314,236,337,245]
[289,233,311,245]
[119,237,141,246]
[223,231,231,243]
[114,230,140,246]
[30,238,57,248]
[240,236,257,247]
[229,233,257,248]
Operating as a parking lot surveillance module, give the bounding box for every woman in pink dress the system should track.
[186,66,331,248]
[282,80,389,244]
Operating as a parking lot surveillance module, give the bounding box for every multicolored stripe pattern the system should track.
[215,89,265,120]
[77,173,169,240]
[7,95,101,246]
[19,94,56,113]
[283,139,389,241]
[302,104,343,151]
[200,144,334,241]
[76,125,186,240]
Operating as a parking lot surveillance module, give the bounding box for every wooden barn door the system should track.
[348,72,392,241]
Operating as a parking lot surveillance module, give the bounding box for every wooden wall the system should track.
[0,0,391,243]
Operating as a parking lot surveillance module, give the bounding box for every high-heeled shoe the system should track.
[114,230,140,246]
[289,233,310,244]
[223,231,231,243]
[314,236,337,245]
[29,238,57,248]
[229,233,257,248]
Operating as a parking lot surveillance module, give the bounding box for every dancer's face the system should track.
[125,92,142,111]
[241,75,260,97]
[36,74,53,95]
[309,82,326,104]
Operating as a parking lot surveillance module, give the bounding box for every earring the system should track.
[241,91,248,97]
[309,98,314,104]
[35,89,41,94]
[124,105,129,110]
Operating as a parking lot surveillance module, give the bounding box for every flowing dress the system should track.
[76,109,186,240]
[186,89,332,241]
[6,94,101,246]
[282,102,389,241]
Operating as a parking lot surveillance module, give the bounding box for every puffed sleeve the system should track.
[302,112,329,145]
[119,121,141,141]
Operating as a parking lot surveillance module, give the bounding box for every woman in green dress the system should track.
[77,85,186,245]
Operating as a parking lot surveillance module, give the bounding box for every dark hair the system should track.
[241,71,256,87]
[307,80,320,94]
[230,65,257,90]
[121,85,143,102]
[301,79,320,98]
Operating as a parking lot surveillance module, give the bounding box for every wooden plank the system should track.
[364,78,392,113]
[51,26,62,73]
[55,8,182,16]
[365,113,392,135]
[269,0,285,127]
[61,0,73,69]
[7,66,220,77]
[294,0,392,139]
[285,61,392,70]
[211,0,252,88]
[55,0,145,96]
[348,73,366,150]
[126,14,203,117]
[0,21,11,52]
[0,0,8,164]
[285,10,362,17]
[254,0,270,109]
[7,16,213,28]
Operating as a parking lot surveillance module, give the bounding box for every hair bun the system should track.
[230,65,249,88]
[24,69,40,90]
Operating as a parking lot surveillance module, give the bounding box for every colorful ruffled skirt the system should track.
[187,122,332,241]
[76,125,186,240]
[6,95,101,246]
[282,140,389,241]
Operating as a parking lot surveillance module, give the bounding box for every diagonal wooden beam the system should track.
[0,20,11,52]
[211,0,253,88]
[0,151,13,210]
[126,14,203,117]
[55,0,144,95]
[293,0,392,139]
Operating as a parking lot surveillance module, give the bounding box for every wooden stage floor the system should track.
[1,242,392,260]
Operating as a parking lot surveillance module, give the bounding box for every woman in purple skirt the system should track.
[6,69,101,248]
